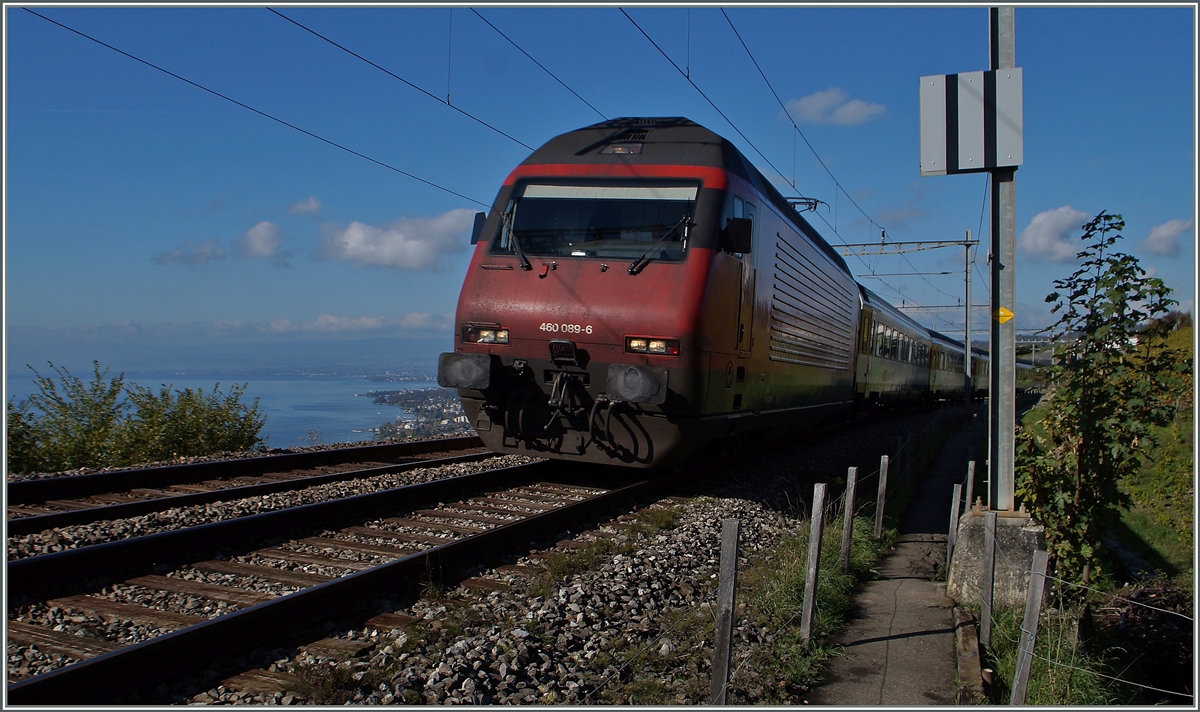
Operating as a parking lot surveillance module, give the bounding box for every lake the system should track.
[4,373,443,448]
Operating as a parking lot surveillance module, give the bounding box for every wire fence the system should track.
[582,406,970,704]
[957,486,1194,702]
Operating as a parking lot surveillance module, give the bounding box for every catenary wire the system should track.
[713,9,953,308]
[723,8,991,321]
[25,8,491,209]
[975,174,993,296]
[720,8,881,234]
[619,9,793,204]
[268,8,534,152]
[470,9,608,121]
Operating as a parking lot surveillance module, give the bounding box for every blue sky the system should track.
[4,4,1195,376]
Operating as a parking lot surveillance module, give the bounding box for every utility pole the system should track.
[989,7,1017,511]
[964,230,973,407]
[919,7,1022,512]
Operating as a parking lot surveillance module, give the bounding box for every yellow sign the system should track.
[993,307,1014,324]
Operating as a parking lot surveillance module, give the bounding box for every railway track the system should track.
[6,454,657,705]
[6,436,486,536]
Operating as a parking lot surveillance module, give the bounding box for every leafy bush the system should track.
[121,381,267,464]
[1016,212,1185,586]
[6,361,266,474]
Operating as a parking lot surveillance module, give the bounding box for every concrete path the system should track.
[805,425,973,705]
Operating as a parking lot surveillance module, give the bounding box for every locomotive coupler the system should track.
[544,370,586,430]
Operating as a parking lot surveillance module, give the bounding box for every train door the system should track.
[736,200,757,356]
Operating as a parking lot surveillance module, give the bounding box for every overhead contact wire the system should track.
[723,8,970,322]
[721,9,883,235]
[619,9,791,200]
[714,9,905,296]
[622,7,898,303]
[25,8,490,208]
[267,8,534,152]
[470,9,608,121]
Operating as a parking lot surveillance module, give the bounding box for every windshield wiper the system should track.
[628,214,693,275]
[501,203,532,271]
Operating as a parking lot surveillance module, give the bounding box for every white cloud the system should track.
[1142,218,1194,257]
[320,208,475,271]
[785,88,886,126]
[233,221,284,259]
[152,237,226,266]
[288,196,322,215]
[1017,206,1091,262]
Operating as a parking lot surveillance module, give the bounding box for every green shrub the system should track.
[121,381,267,463]
[6,361,266,474]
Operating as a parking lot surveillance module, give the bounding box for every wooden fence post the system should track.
[946,483,962,575]
[800,483,827,642]
[874,455,889,539]
[840,467,858,574]
[964,461,976,511]
[1009,550,1050,705]
[710,519,740,705]
[980,511,997,648]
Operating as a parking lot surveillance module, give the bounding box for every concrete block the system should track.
[946,510,1045,608]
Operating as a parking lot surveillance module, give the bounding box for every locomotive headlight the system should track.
[464,327,510,344]
[625,336,680,356]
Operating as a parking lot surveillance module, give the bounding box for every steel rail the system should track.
[7,451,497,536]
[7,460,553,597]
[7,467,651,705]
[6,435,483,504]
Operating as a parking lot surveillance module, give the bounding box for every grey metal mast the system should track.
[989,7,1017,511]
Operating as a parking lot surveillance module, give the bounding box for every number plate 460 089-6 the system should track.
[539,322,593,335]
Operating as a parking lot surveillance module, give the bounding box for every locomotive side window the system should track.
[740,204,755,258]
[493,183,698,262]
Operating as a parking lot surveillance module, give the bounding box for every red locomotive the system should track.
[438,118,1035,467]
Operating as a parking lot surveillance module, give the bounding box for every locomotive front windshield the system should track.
[493,183,698,261]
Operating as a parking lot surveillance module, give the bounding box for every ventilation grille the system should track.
[548,340,579,366]
[616,130,648,141]
[768,237,856,370]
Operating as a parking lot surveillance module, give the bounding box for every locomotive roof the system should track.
[521,117,852,276]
